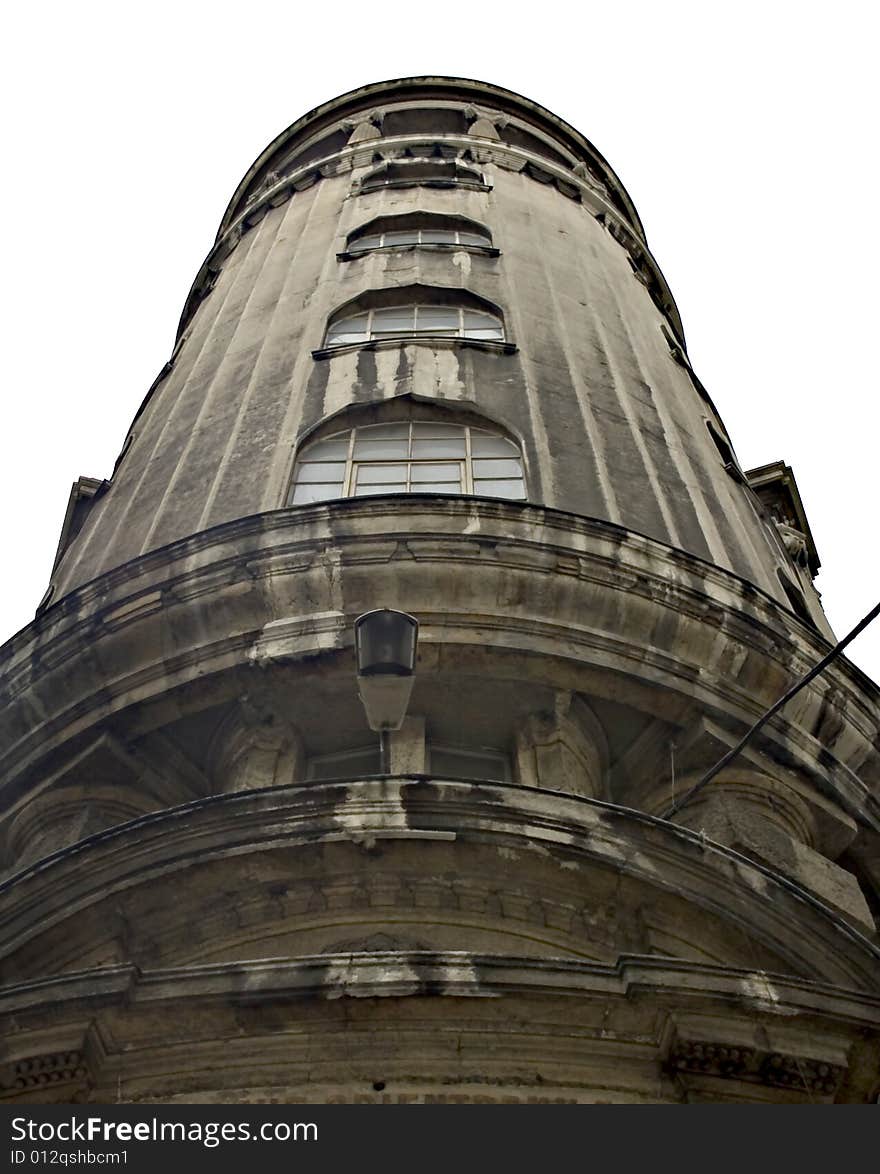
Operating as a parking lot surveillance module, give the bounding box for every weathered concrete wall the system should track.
[51,115,802,612]
[2,78,879,1105]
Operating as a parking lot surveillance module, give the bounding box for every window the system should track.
[349,225,492,253]
[325,304,504,346]
[307,745,381,780]
[360,159,484,192]
[428,745,511,781]
[306,740,512,781]
[289,420,526,504]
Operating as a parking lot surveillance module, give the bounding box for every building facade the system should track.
[1,77,878,1104]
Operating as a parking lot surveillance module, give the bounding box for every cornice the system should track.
[1,501,878,826]
[217,77,646,241]
[2,951,879,1022]
[0,780,877,989]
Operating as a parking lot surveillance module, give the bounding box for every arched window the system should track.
[325,303,504,346]
[360,159,485,193]
[348,217,492,254]
[289,420,526,504]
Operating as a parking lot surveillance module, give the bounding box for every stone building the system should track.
[1,77,878,1104]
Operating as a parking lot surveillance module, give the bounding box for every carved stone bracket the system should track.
[665,1019,848,1099]
[0,1049,89,1100]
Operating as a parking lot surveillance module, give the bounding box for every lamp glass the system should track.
[355,609,418,676]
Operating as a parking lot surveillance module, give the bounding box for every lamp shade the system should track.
[354,609,419,676]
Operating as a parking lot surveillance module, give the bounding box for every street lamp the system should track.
[354,609,419,773]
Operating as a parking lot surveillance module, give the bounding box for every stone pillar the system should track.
[515,693,606,799]
[209,699,304,793]
[672,769,872,932]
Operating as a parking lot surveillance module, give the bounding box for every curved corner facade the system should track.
[1,78,879,1105]
[53,77,797,611]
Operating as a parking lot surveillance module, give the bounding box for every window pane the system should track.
[463,311,500,330]
[332,313,368,331]
[417,305,460,330]
[354,482,401,496]
[411,421,465,437]
[458,231,490,246]
[327,312,369,345]
[420,228,454,244]
[327,328,369,344]
[383,230,417,245]
[309,745,381,779]
[356,463,408,484]
[301,439,349,460]
[295,461,346,483]
[411,437,467,458]
[358,422,409,439]
[415,482,461,494]
[373,307,417,330]
[401,163,453,180]
[410,463,461,483]
[473,458,522,479]
[291,482,343,504]
[430,746,509,781]
[470,433,518,457]
[465,327,504,340]
[352,438,409,459]
[474,479,525,499]
[350,234,381,252]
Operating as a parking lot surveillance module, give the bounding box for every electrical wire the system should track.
[661,598,880,822]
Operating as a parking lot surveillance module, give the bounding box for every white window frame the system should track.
[289,421,526,505]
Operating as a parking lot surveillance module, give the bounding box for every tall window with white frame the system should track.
[288,420,526,504]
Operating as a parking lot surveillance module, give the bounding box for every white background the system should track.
[1,1,878,684]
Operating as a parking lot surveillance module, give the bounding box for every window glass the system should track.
[360,422,410,439]
[291,481,343,504]
[355,482,399,496]
[357,463,408,485]
[410,462,461,483]
[471,434,518,457]
[304,439,350,460]
[464,311,498,329]
[418,306,460,331]
[419,228,452,244]
[430,746,510,781]
[296,461,347,483]
[411,421,464,437]
[373,307,417,332]
[474,479,524,498]
[326,329,366,344]
[411,437,467,458]
[353,438,409,459]
[473,458,523,480]
[308,745,381,779]
[326,310,370,344]
[350,233,381,252]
